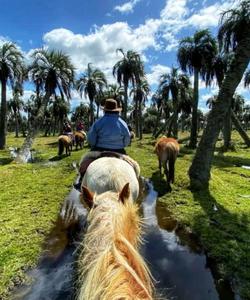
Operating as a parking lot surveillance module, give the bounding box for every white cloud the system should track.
[160,0,189,21]
[43,22,159,77]
[114,0,142,14]
[146,64,171,86]
[186,0,239,29]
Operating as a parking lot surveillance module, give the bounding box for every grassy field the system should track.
[0,132,250,299]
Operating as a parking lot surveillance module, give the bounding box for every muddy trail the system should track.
[12,181,240,300]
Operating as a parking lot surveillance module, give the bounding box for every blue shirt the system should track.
[87,113,131,150]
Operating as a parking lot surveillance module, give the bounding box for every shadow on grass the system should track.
[213,154,250,168]
[49,154,68,161]
[191,187,250,298]
[150,171,171,196]
[0,157,13,165]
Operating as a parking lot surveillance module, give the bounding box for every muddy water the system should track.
[13,181,239,300]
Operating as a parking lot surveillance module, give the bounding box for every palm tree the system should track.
[76,63,107,125]
[51,97,70,134]
[71,103,90,129]
[105,84,125,107]
[177,29,217,148]
[29,49,75,113]
[113,49,144,120]
[130,77,150,139]
[158,68,191,139]
[151,92,164,137]
[0,42,24,149]
[15,49,75,162]
[8,84,24,138]
[189,0,250,189]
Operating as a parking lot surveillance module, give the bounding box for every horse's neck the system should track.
[79,203,152,300]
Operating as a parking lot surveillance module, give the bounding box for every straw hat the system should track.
[102,99,122,112]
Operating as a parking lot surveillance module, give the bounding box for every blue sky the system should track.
[0,0,249,112]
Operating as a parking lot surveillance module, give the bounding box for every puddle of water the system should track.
[12,181,240,300]
[12,187,87,300]
[141,181,240,300]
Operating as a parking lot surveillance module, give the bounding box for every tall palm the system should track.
[15,49,75,162]
[130,77,150,139]
[76,63,107,125]
[177,29,217,148]
[8,83,24,137]
[151,92,164,137]
[0,42,24,149]
[189,0,250,189]
[113,49,144,120]
[29,49,75,113]
[159,68,191,138]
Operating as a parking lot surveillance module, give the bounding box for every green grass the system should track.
[0,131,250,299]
[127,132,250,300]
[0,134,88,298]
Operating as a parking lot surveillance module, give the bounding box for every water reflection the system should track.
[141,181,236,300]
[13,181,238,300]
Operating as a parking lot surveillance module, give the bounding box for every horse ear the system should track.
[119,183,130,204]
[81,186,94,208]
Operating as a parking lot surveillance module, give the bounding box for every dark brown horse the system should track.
[155,136,179,186]
[58,135,73,156]
[74,131,86,150]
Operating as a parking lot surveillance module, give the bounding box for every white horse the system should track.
[81,156,140,201]
[77,156,154,300]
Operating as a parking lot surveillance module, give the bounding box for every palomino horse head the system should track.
[78,183,154,300]
[155,136,179,187]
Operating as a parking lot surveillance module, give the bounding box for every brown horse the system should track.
[78,183,154,300]
[58,135,72,156]
[75,131,86,150]
[155,136,179,185]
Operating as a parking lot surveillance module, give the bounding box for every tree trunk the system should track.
[15,113,19,138]
[153,107,162,137]
[96,104,100,120]
[89,98,94,125]
[135,98,139,138]
[231,110,250,147]
[15,93,51,162]
[189,32,250,189]
[172,98,178,139]
[123,84,128,121]
[138,99,143,140]
[0,80,7,149]
[222,108,232,150]
[189,68,199,148]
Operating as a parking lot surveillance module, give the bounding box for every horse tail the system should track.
[58,138,64,155]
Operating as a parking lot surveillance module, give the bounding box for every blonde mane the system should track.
[77,191,153,300]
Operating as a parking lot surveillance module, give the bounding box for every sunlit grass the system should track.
[0,131,250,298]
[0,133,88,298]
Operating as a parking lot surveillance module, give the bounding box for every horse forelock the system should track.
[78,194,153,300]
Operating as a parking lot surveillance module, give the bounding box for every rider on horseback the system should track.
[74,99,131,190]
[76,121,85,133]
[63,121,74,143]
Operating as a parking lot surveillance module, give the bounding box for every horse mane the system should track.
[77,193,153,300]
